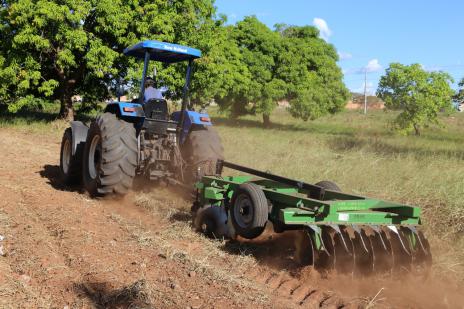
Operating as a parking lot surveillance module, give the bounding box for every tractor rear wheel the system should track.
[182,125,224,185]
[59,128,82,184]
[82,113,137,197]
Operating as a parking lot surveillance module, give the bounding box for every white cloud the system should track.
[313,18,332,41]
[338,51,352,60]
[364,59,382,73]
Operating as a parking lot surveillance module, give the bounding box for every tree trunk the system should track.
[262,114,271,128]
[54,58,77,122]
[59,99,74,122]
[59,86,74,121]
[413,123,420,136]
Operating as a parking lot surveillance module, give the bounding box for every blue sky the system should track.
[215,0,464,94]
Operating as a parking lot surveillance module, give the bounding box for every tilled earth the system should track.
[0,128,462,309]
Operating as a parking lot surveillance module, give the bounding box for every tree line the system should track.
[0,0,349,126]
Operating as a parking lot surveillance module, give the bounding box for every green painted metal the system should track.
[196,175,422,227]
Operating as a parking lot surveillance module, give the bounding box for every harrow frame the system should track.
[194,160,432,273]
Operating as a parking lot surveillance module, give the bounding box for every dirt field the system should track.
[0,128,463,308]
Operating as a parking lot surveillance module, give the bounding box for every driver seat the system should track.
[144,98,169,120]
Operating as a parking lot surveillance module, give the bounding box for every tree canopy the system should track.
[0,0,217,120]
[276,24,349,121]
[214,17,349,126]
[377,63,454,135]
[0,2,349,125]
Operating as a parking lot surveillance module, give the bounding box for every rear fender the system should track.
[171,110,212,144]
[105,102,145,124]
[70,121,88,156]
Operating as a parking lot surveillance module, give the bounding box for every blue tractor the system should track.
[59,40,224,196]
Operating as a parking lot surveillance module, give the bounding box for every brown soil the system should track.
[0,128,462,308]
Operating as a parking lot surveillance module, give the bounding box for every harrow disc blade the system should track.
[403,227,432,273]
[350,226,375,275]
[417,230,432,267]
[369,228,394,273]
[294,229,315,266]
[385,226,413,272]
[314,226,335,270]
[332,225,355,274]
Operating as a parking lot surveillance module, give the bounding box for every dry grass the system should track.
[109,192,270,306]
[212,108,464,281]
[1,105,463,282]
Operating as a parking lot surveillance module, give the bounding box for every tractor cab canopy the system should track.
[123,40,201,63]
[123,40,201,129]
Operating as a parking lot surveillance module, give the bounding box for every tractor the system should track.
[59,40,223,196]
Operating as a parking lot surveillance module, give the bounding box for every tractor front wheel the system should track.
[82,113,137,197]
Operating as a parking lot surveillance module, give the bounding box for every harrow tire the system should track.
[182,125,224,185]
[193,204,234,239]
[230,183,268,239]
[315,180,341,192]
[59,128,83,184]
[82,113,137,197]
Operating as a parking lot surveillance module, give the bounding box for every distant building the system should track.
[346,93,385,110]
[346,100,385,110]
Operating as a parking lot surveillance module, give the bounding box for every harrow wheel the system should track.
[193,204,234,239]
[230,183,268,239]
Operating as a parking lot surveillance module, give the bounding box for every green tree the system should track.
[454,77,464,104]
[0,0,217,120]
[228,16,286,127]
[276,24,349,121]
[217,18,348,127]
[190,22,252,110]
[377,63,454,135]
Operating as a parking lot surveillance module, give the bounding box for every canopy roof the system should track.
[123,40,201,63]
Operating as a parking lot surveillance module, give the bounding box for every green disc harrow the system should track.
[192,161,432,274]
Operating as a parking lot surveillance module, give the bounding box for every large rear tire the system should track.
[182,125,224,185]
[59,128,82,184]
[82,113,137,197]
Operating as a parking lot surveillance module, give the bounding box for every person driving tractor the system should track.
[144,77,163,101]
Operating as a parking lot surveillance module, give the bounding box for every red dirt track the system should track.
[0,128,462,308]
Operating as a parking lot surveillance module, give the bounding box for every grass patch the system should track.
[1,105,463,280]
[212,108,464,280]
[0,102,98,134]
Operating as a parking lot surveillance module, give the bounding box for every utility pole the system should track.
[363,69,367,115]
